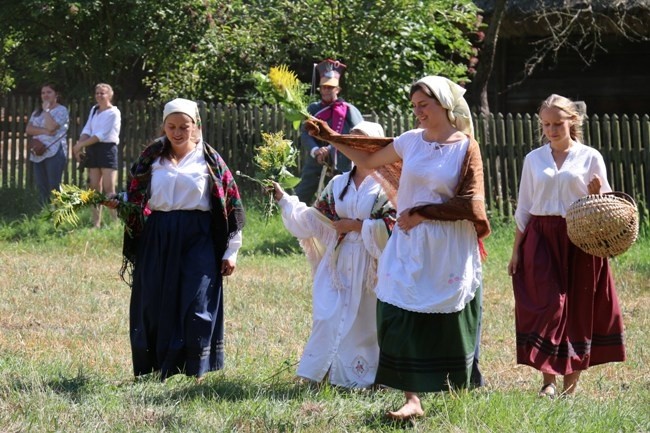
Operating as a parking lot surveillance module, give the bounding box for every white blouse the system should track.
[514,142,611,232]
[374,130,482,314]
[81,105,121,144]
[148,141,242,261]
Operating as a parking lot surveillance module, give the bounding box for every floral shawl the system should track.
[120,137,246,284]
[314,176,397,249]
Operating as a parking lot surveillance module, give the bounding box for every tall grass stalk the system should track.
[0,204,648,432]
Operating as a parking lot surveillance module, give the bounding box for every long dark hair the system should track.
[338,165,357,200]
[35,82,62,116]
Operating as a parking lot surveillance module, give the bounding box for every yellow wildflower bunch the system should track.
[253,131,299,187]
[46,184,141,229]
[253,65,311,130]
[236,131,300,220]
[238,131,299,190]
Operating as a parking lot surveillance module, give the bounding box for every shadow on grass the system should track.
[244,237,302,256]
[7,368,98,404]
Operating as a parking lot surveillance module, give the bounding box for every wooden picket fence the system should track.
[1,95,648,223]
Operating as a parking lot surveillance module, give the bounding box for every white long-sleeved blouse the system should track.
[514,142,611,232]
[147,141,242,261]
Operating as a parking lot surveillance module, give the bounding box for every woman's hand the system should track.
[332,218,362,236]
[267,181,285,201]
[507,253,518,276]
[221,258,236,276]
[587,174,602,195]
[72,142,85,162]
[304,118,338,142]
[101,194,120,209]
[397,209,426,234]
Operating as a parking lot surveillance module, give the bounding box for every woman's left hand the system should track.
[587,174,602,195]
[221,258,236,276]
[397,209,426,234]
[332,218,362,235]
[101,194,120,209]
[72,142,84,162]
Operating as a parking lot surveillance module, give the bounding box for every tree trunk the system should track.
[472,0,507,116]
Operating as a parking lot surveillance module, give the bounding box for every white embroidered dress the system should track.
[374,130,482,314]
[278,174,392,388]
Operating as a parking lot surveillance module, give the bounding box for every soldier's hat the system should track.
[316,59,346,87]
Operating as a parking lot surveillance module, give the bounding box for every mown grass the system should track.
[0,196,648,432]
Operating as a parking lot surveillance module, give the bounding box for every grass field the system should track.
[0,200,648,432]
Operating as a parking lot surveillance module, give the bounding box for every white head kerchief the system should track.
[162,98,203,141]
[163,98,198,123]
[415,76,474,137]
[350,120,385,137]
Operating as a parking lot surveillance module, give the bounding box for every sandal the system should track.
[538,383,556,399]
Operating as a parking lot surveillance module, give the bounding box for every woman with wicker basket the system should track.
[507,94,626,398]
[305,76,490,420]
[270,121,396,389]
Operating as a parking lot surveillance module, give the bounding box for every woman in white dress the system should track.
[304,76,490,419]
[271,121,396,389]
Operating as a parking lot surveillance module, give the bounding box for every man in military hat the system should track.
[294,59,364,204]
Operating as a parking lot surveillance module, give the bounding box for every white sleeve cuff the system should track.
[222,230,243,263]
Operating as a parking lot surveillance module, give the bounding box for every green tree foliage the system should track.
[264,0,479,112]
[206,0,479,112]
[1,0,479,112]
[1,0,211,99]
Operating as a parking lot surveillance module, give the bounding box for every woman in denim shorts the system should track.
[73,83,121,228]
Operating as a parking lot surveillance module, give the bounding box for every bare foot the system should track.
[563,371,581,395]
[386,393,424,420]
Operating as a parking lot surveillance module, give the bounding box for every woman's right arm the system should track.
[332,141,400,169]
[25,113,49,136]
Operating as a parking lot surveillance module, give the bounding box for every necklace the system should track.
[171,145,197,161]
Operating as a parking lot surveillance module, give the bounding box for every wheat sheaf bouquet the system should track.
[46,184,142,230]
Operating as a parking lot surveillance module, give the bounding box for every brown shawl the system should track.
[304,117,491,248]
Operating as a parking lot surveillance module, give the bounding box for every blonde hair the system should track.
[538,94,584,142]
[95,83,114,100]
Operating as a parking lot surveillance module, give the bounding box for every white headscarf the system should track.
[350,120,385,137]
[162,98,203,141]
[163,98,199,123]
[415,76,474,137]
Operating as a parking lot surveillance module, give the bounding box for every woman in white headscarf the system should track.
[304,76,490,419]
[270,121,396,389]
[106,98,246,381]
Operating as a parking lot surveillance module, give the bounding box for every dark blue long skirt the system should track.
[130,210,223,379]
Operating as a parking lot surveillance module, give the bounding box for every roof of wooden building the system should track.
[474,0,650,37]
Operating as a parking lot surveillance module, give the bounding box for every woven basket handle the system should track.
[603,191,636,206]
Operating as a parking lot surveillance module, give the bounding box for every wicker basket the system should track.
[566,192,639,258]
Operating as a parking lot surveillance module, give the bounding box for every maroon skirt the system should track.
[512,215,625,375]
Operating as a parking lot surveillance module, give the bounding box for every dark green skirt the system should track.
[375,285,481,393]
